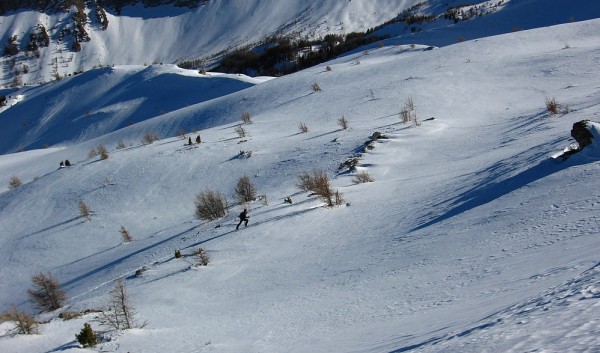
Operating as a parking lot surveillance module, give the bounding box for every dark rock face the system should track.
[571,120,594,150]
[0,0,201,14]
[1,1,86,14]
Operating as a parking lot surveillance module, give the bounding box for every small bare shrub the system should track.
[234,175,257,203]
[368,89,375,101]
[142,132,159,145]
[27,272,66,312]
[352,170,375,184]
[241,111,252,124]
[174,250,182,259]
[545,97,559,115]
[116,140,126,149]
[88,148,98,159]
[195,189,228,221]
[234,125,246,138]
[177,129,187,140]
[299,122,309,133]
[97,144,108,160]
[325,65,332,72]
[297,170,316,192]
[79,200,91,220]
[8,175,22,189]
[338,115,349,130]
[297,169,343,207]
[119,226,133,243]
[3,306,38,334]
[400,97,419,126]
[334,190,344,206]
[97,278,145,330]
[193,248,210,266]
[311,82,321,92]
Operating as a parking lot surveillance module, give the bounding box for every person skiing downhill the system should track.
[236,209,249,230]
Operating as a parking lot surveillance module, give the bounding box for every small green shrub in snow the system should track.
[75,323,98,347]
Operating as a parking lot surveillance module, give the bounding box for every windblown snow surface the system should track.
[1,9,600,353]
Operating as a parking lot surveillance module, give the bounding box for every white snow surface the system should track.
[1,5,600,353]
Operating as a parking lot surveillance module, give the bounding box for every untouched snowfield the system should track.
[1,8,600,353]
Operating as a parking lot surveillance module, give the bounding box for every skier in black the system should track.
[236,209,249,230]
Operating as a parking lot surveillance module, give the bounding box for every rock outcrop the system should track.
[571,120,594,150]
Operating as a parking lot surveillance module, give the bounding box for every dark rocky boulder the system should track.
[571,120,594,150]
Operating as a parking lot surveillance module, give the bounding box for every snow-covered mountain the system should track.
[1,0,600,352]
[2,0,599,88]
[0,0,423,87]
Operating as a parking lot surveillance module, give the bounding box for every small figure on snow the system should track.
[196,135,201,144]
[188,137,192,145]
[236,208,249,230]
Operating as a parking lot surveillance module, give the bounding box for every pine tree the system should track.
[75,323,98,347]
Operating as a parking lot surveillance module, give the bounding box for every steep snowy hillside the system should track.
[0,15,599,353]
[0,65,267,154]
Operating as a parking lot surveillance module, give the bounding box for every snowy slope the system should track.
[2,0,599,156]
[0,13,599,353]
[0,64,267,154]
